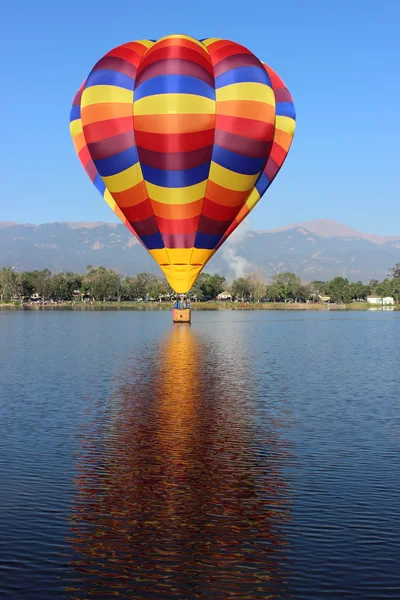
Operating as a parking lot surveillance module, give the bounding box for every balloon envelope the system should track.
[70,35,296,293]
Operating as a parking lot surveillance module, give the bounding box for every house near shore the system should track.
[366,296,394,305]
[217,291,232,301]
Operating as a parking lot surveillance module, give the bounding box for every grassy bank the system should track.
[1,301,399,311]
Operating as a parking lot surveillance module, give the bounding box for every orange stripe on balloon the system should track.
[134,114,215,134]
[152,200,203,219]
[273,129,293,151]
[73,131,86,153]
[110,181,148,208]
[206,180,249,207]
[81,103,133,125]
[217,100,275,122]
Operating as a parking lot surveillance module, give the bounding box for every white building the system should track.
[366,296,394,305]
[217,291,232,301]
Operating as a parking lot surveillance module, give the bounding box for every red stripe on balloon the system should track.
[137,46,214,78]
[274,88,293,103]
[106,45,145,67]
[87,131,135,161]
[207,41,253,64]
[135,129,215,153]
[130,215,159,236]
[92,56,138,79]
[122,198,154,222]
[157,216,199,234]
[202,198,240,221]
[216,115,275,141]
[137,145,213,170]
[197,215,231,236]
[162,232,196,248]
[214,129,272,158]
[83,117,133,144]
[213,53,262,77]
[135,58,214,87]
[270,143,287,166]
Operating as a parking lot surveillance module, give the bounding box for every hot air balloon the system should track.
[69,35,296,293]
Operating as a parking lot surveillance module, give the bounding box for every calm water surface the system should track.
[0,310,399,599]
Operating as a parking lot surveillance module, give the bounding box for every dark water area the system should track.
[0,310,399,599]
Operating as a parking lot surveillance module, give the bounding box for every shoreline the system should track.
[1,302,398,311]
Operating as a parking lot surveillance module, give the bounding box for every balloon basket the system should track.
[172,308,191,323]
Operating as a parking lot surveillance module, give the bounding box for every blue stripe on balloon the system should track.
[194,231,223,249]
[94,173,106,195]
[69,105,80,121]
[255,171,271,196]
[134,74,216,100]
[85,69,135,91]
[215,66,271,88]
[141,162,210,188]
[94,146,139,177]
[140,231,165,249]
[276,102,296,119]
[212,145,265,175]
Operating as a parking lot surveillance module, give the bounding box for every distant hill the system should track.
[1,219,399,283]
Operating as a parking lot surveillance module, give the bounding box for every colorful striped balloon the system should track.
[69,35,296,293]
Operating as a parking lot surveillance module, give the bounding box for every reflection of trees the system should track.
[67,325,293,599]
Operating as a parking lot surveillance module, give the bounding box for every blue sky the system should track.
[1,0,399,234]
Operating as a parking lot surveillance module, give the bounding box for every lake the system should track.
[0,310,399,599]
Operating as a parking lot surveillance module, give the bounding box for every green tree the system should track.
[247,273,266,302]
[375,278,394,298]
[328,277,351,303]
[84,266,117,301]
[311,280,328,295]
[272,272,302,301]
[265,283,282,301]
[0,267,22,301]
[189,273,226,300]
[20,271,37,298]
[349,280,369,301]
[35,269,53,300]
[231,277,254,301]
[369,279,379,292]
[389,263,400,279]
[52,271,82,300]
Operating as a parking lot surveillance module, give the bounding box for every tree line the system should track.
[1,263,399,304]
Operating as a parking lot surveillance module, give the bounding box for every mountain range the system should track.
[1,219,399,283]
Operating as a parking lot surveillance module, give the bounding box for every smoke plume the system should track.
[221,219,253,280]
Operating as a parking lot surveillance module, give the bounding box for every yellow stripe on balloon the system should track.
[158,34,207,50]
[200,38,222,47]
[164,248,193,264]
[146,181,207,203]
[102,162,143,193]
[216,82,275,105]
[135,39,154,48]
[245,188,261,210]
[81,85,133,106]
[209,162,257,192]
[190,248,214,265]
[103,189,117,211]
[69,119,83,137]
[134,94,214,116]
[276,115,296,135]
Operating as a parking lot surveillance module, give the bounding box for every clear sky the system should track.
[1,0,399,234]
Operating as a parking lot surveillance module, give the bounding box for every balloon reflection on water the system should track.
[67,325,293,598]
